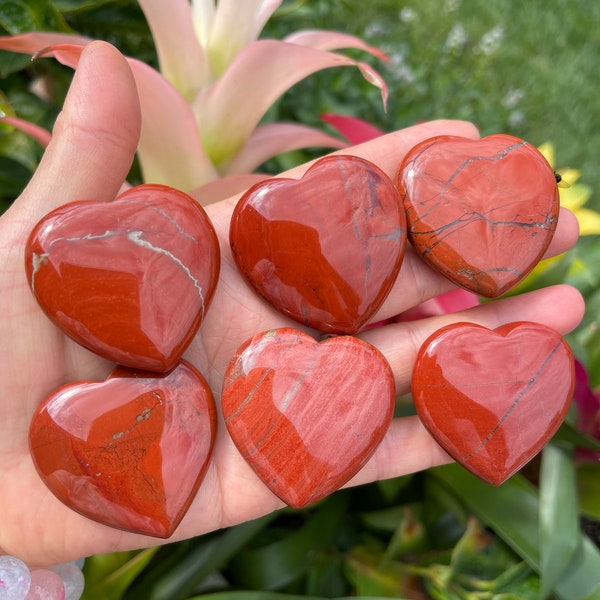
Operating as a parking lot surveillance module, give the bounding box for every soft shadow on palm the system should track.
[0,42,585,567]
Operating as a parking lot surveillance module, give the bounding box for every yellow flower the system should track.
[507,142,598,294]
[538,142,600,236]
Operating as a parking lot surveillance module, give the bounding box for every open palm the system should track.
[0,43,584,567]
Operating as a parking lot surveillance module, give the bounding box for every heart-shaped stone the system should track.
[25,184,220,372]
[230,155,406,334]
[29,360,216,537]
[221,328,395,507]
[396,134,559,297]
[412,322,574,485]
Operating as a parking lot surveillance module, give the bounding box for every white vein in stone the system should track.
[30,252,48,294]
[144,204,198,242]
[30,231,119,294]
[126,230,205,316]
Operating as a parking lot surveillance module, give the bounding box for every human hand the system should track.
[0,42,584,566]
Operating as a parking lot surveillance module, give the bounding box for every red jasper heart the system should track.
[229,155,406,334]
[412,322,574,485]
[29,360,216,538]
[221,328,395,507]
[25,184,220,372]
[396,134,559,297]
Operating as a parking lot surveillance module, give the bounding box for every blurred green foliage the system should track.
[263,0,600,208]
[1,1,600,598]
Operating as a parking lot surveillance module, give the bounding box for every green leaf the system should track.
[507,251,574,296]
[81,548,158,600]
[380,506,426,564]
[51,0,156,66]
[429,464,600,600]
[360,506,409,533]
[491,561,539,597]
[565,238,600,297]
[53,0,123,12]
[344,547,417,598]
[448,517,519,582]
[376,473,414,502]
[0,50,32,76]
[558,538,600,600]
[304,554,347,597]
[125,513,277,600]
[554,421,600,452]
[577,462,600,520]
[578,288,600,388]
[539,443,581,598]
[189,593,398,600]
[0,156,32,202]
[0,0,71,33]
[228,494,349,590]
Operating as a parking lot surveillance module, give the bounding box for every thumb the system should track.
[6,41,141,234]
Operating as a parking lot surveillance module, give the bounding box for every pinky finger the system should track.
[351,284,584,486]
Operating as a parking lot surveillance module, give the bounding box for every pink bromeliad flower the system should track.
[0,0,388,202]
[573,360,600,461]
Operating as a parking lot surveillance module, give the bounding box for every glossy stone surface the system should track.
[230,156,406,334]
[412,322,574,485]
[222,328,395,508]
[25,570,65,600]
[29,360,216,538]
[0,556,31,600]
[396,134,559,297]
[25,184,220,372]
[49,564,84,600]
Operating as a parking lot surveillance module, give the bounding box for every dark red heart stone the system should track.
[25,184,220,372]
[229,155,406,334]
[29,360,216,537]
[221,328,395,507]
[412,321,574,485]
[396,134,559,297]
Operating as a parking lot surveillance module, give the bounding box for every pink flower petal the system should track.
[395,289,480,322]
[0,114,52,147]
[128,57,218,190]
[0,32,91,54]
[35,43,82,67]
[223,122,347,175]
[36,44,218,191]
[196,39,388,165]
[189,172,269,204]
[574,360,600,434]
[138,0,210,99]
[191,0,215,44]
[573,360,600,461]
[207,0,282,75]
[321,113,384,144]
[285,29,389,63]
[434,288,480,313]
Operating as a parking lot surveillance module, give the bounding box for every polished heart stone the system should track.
[29,360,216,538]
[412,322,574,485]
[396,134,559,297]
[229,155,406,334]
[25,184,220,372]
[222,328,395,507]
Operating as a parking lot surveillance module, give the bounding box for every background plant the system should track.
[1,1,600,598]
